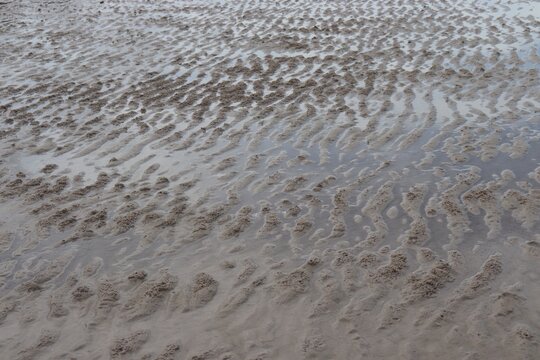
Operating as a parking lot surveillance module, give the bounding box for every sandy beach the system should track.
[0,0,539,358]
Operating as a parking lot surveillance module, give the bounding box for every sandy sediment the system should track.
[0,0,539,358]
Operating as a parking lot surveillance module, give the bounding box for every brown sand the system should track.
[0,0,539,359]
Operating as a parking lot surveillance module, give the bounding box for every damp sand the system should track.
[0,0,539,359]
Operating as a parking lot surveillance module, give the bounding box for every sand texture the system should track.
[0,0,539,359]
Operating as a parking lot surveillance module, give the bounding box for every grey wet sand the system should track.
[0,0,539,359]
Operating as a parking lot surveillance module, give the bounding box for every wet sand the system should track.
[0,0,539,359]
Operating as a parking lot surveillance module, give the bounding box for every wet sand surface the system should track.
[0,0,539,358]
